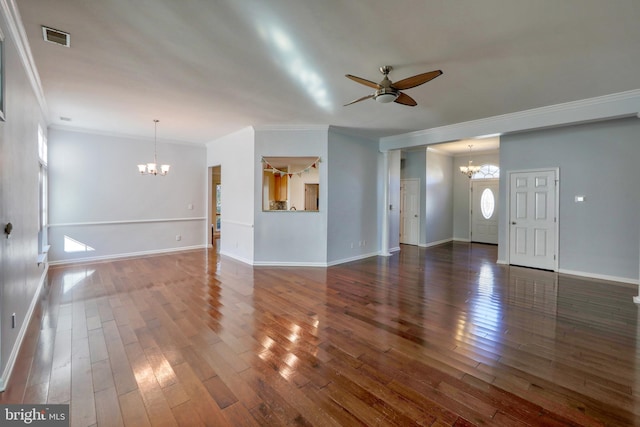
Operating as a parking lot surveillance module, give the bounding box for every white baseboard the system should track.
[389,246,401,253]
[0,265,49,392]
[218,249,383,268]
[253,260,327,267]
[453,237,471,242]
[327,251,379,267]
[218,250,254,266]
[419,238,453,248]
[558,268,638,286]
[48,245,208,266]
[496,259,508,265]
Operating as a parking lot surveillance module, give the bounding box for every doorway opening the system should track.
[470,164,500,244]
[210,165,221,249]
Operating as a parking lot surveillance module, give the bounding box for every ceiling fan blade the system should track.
[394,92,417,106]
[345,74,381,89]
[344,94,375,106]
[391,70,442,90]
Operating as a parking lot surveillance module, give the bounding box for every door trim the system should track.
[505,168,560,271]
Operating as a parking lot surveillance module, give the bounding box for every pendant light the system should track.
[459,144,481,178]
[137,119,170,176]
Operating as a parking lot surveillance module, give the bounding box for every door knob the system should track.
[511,221,517,225]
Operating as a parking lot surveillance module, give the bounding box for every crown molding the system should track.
[254,124,330,132]
[0,0,49,120]
[381,89,640,151]
[49,123,203,146]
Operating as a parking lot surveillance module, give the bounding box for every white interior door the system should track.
[509,170,558,270]
[400,179,420,245]
[471,179,499,244]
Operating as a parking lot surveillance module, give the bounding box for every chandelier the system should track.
[137,119,170,176]
[459,144,481,178]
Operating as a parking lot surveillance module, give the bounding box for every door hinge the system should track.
[554,254,556,260]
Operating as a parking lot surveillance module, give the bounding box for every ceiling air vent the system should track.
[42,26,70,47]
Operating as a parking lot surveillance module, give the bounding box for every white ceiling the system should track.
[16,0,640,146]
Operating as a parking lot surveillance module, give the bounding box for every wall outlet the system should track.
[187,203,194,210]
[176,235,182,241]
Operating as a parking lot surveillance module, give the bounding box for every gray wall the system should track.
[401,150,426,244]
[387,150,401,252]
[48,129,207,263]
[253,128,328,265]
[401,149,455,246]
[208,127,380,266]
[425,150,454,244]
[0,12,48,389]
[499,118,640,281]
[327,129,379,263]
[207,127,256,264]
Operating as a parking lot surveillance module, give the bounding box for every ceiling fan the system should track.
[344,65,442,107]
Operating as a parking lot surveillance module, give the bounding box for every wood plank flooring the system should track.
[2,242,640,426]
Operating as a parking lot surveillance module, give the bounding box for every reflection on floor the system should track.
[1,242,638,426]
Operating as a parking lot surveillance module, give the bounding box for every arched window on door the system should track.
[471,164,499,179]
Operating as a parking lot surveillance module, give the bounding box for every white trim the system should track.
[247,251,380,267]
[0,0,48,119]
[254,124,329,132]
[380,89,640,151]
[327,251,379,267]
[389,246,401,253]
[453,237,471,242]
[496,259,508,265]
[0,265,48,391]
[48,124,203,147]
[49,217,206,227]
[253,260,327,267]
[48,245,207,266]
[218,251,254,266]
[419,238,453,248]
[399,178,420,246]
[558,269,638,286]
[221,219,254,228]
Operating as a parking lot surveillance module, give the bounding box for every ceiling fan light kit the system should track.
[375,89,399,103]
[345,65,442,107]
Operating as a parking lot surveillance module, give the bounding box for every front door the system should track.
[471,179,499,244]
[400,179,420,245]
[509,170,558,271]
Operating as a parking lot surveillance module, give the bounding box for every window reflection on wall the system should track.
[262,156,320,211]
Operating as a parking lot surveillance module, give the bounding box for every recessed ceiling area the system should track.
[17,1,640,144]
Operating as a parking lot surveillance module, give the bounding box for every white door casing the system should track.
[471,179,499,244]
[509,169,558,271]
[400,179,420,245]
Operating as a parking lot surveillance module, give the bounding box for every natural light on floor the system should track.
[62,269,95,293]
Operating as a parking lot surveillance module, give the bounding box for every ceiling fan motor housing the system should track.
[375,87,399,103]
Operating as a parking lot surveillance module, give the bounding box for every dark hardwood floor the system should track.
[2,242,639,426]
